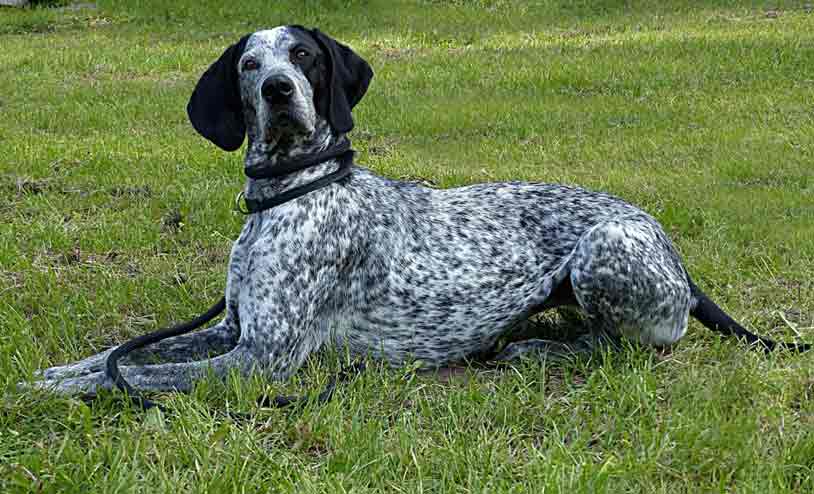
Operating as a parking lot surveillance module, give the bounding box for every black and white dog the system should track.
[30,26,806,395]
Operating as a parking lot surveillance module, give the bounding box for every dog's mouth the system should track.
[263,107,312,142]
[269,105,292,120]
[243,133,306,176]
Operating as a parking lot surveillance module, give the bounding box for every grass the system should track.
[1,0,813,491]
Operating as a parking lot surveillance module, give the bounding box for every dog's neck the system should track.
[243,120,345,203]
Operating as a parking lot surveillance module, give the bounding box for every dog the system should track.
[28,25,807,396]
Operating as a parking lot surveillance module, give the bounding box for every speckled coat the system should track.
[28,26,801,396]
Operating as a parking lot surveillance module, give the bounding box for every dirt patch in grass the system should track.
[31,247,142,278]
[0,270,25,298]
[160,208,183,233]
[109,185,153,198]
[2,176,55,195]
[1,175,160,206]
[372,45,428,62]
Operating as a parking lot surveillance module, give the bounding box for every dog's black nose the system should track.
[262,75,294,103]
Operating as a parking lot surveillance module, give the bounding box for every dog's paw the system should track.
[19,372,112,396]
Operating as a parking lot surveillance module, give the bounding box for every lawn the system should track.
[1,0,814,492]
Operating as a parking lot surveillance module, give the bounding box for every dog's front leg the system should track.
[27,302,328,395]
[33,320,240,381]
[28,229,252,385]
[28,262,339,396]
[233,258,335,383]
[27,345,256,395]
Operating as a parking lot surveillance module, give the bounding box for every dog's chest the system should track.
[227,187,364,302]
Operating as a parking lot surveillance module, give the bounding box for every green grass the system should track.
[2,0,814,491]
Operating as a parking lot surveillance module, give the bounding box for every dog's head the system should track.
[187,26,373,158]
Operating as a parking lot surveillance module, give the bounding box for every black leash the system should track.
[104,140,363,411]
[105,297,226,411]
[257,360,367,408]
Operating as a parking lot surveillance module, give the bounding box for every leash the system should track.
[105,297,226,411]
[105,140,363,411]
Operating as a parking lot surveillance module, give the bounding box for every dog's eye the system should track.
[242,59,260,71]
[295,49,310,60]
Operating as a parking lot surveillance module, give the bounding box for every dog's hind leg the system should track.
[568,213,692,347]
[35,319,239,381]
[494,214,691,366]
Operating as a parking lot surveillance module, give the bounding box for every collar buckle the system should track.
[234,191,251,215]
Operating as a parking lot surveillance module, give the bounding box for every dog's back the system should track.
[331,169,646,365]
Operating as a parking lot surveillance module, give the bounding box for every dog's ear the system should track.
[187,35,251,151]
[309,29,373,134]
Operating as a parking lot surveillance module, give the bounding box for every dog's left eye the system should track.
[295,49,310,60]
[242,59,260,71]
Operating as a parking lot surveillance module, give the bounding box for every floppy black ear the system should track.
[186,35,250,151]
[309,29,373,134]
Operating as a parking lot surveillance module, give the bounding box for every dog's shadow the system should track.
[506,307,592,346]
[431,307,597,379]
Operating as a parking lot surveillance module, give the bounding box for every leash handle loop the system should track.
[234,191,250,214]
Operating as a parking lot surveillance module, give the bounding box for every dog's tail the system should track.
[689,280,810,353]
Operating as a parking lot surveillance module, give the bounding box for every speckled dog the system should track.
[30,26,806,395]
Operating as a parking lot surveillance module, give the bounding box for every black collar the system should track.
[239,140,354,214]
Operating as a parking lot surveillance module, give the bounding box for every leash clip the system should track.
[234,191,251,215]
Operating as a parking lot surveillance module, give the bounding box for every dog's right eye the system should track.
[242,59,260,71]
